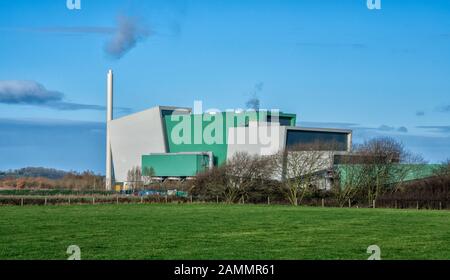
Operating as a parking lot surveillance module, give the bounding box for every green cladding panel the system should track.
[336,164,441,187]
[163,111,261,166]
[142,154,210,177]
[162,110,296,166]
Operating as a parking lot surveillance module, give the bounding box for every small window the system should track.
[267,116,292,126]
[286,130,348,151]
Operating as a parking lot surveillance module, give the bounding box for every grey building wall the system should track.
[109,106,167,183]
[226,121,286,159]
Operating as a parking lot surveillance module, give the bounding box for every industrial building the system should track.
[104,70,353,190]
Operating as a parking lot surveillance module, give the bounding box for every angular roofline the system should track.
[111,105,192,122]
[159,106,192,113]
[287,126,353,134]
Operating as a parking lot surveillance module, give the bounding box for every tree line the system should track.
[0,167,69,180]
[189,137,449,206]
[0,170,105,190]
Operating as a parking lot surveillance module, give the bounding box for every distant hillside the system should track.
[0,167,69,180]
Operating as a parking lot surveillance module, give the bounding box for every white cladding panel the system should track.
[109,107,166,182]
[226,122,286,160]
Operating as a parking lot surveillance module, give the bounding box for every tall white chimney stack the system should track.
[107,70,113,122]
[105,69,113,191]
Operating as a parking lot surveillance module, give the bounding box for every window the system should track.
[267,116,292,126]
[286,130,348,151]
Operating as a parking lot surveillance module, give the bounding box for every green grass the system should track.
[0,204,449,260]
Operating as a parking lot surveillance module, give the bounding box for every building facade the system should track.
[108,105,352,185]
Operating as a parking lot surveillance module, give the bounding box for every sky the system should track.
[0,0,449,174]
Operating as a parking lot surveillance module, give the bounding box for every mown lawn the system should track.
[0,204,449,260]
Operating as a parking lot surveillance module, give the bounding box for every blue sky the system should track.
[0,0,449,173]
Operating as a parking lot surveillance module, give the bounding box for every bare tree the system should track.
[224,152,273,203]
[429,159,450,193]
[434,159,450,177]
[194,152,273,203]
[333,155,366,207]
[194,165,228,200]
[353,137,425,204]
[142,166,155,186]
[272,142,334,206]
[127,166,143,191]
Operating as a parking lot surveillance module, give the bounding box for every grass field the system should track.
[0,204,449,260]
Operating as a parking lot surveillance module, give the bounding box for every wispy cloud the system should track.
[436,105,450,113]
[376,125,408,133]
[0,80,63,104]
[44,102,105,111]
[296,42,367,49]
[358,124,408,133]
[300,121,409,134]
[416,111,425,116]
[350,125,407,134]
[0,117,104,128]
[0,118,105,173]
[8,26,115,35]
[46,102,131,113]
[104,15,151,59]
[417,126,450,134]
[0,80,130,112]
[377,124,395,131]
[5,14,150,59]
[299,121,359,129]
[397,126,408,133]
